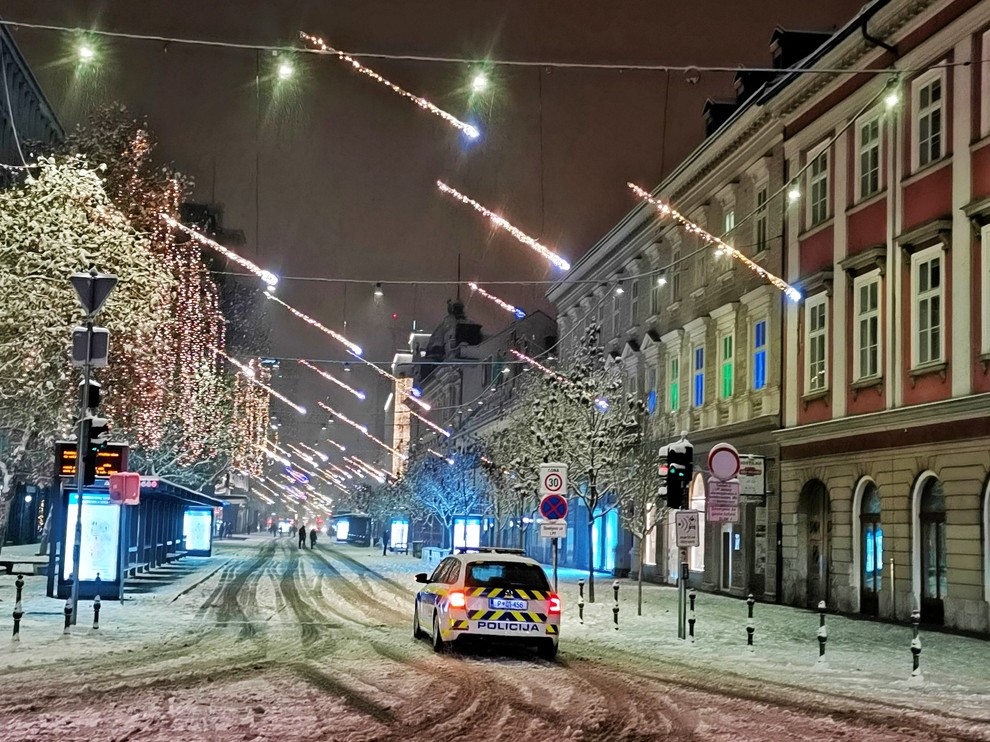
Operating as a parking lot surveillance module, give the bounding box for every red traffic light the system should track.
[658,464,669,477]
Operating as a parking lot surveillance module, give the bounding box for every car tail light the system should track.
[548,594,561,614]
[448,591,467,609]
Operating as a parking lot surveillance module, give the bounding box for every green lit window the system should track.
[720,334,734,399]
[669,357,679,411]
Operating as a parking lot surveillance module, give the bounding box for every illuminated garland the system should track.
[215,349,307,414]
[325,438,347,452]
[300,32,480,139]
[627,183,802,302]
[469,282,525,319]
[162,214,278,287]
[429,448,455,465]
[402,401,451,438]
[231,362,271,476]
[317,400,408,459]
[437,181,571,271]
[296,442,329,462]
[344,349,432,411]
[267,294,363,355]
[298,359,366,400]
[509,348,570,385]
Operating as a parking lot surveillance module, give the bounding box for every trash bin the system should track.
[412,541,424,559]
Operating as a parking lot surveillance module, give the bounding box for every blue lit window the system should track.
[753,320,767,390]
[693,346,705,407]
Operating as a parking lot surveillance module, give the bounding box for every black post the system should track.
[746,593,755,648]
[688,589,696,642]
[93,594,101,630]
[577,578,585,624]
[817,600,827,663]
[612,580,619,631]
[910,609,922,682]
[63,598,72,636]
[12,574,24,641]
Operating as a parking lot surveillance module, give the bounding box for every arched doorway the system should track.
[799,479,830,607]
[916,476,947,625]
[858,482,882,615]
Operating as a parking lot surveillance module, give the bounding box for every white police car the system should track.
[413,548,561,659]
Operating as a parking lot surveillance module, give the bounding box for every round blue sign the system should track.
[540,494,568,520]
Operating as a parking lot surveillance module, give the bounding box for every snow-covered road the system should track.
[0,537,987,741]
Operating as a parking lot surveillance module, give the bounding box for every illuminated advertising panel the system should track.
[183,508,213,555]
[62,490,121,583]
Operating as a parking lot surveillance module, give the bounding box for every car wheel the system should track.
[537,639,558,661]
[413,605,424,639]
[431,611,445,653]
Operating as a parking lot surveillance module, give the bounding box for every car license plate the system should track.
[490,598,527,610]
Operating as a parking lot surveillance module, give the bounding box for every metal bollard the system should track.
[93,594,101,630]
[816,600,828,664]
[612,580,620,631]
[688,589,696,643]
[63,598,73,636]
[746,593,755,648]
[910,609,923,682]
[577,578,585,624]
[12,575,24,641]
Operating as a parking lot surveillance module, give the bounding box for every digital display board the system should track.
[183,508,213,555]
[55,441,128,478]
[62,490,121,583]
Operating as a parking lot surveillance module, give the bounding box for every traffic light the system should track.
[657,447,669,492]
[666,442,694,510]
[81,416,111,486]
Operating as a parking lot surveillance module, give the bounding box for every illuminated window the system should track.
[752,319,767,390]
[668,356,679,412]
[693,345,705,407]
[805,294,828,392]
[720,334,733,399]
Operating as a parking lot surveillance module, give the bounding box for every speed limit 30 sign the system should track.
[540,463,568,497]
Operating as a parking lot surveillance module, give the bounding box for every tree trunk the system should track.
[638,533,645,616]
[587,515,595,603]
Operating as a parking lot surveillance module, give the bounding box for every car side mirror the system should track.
[414,572,429,584]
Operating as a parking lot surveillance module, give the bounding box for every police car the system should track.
[413,548,561,659]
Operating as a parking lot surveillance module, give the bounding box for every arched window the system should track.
[860,483,882,615]
[919,477,947,624]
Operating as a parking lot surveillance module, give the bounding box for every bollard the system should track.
[577,578,585,624]
[688,589,696,643]
[63,597,73,636]
[816,600,828,664]
[93,594,101,631]
[612,580,620,631]
[12,575,24,641]
[909,609,923,683]
[746,593,755,649]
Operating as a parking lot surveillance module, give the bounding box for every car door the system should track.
[418,558,453,624]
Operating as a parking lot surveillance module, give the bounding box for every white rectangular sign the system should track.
[707,478,740,522]
[539,520,567,539]
[738,455,766,496]
[675,510,700,547]
[539,463,568,498]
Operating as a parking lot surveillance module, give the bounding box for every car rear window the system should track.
[465,561,551,591]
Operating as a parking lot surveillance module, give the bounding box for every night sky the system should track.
[4,1,864,460]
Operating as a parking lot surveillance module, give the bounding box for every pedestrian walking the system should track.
[298,525,307,549]
[290,525,297,539]
[271,522,277,537]
[382,528,390,556]
[309,528,317,549]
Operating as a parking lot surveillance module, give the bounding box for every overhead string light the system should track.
[162,214,278,287]
[627,183,802,302]
[267,295,363,355]
[214,349,307,414]
[469,282,525,319]
[347,455,389,480]
[509,348,571,385]
[402,400,451,438]
[296,442,329,462]
[300,32,480,139]
[254,442,290,466]
[325,438,347,452]
[437,181,571,271]
[429,448,455,465]
[317,400,408,460]
[298,359,366,400]
[344,349,432,411]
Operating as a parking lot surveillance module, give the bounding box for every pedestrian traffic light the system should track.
[81,416,111,486]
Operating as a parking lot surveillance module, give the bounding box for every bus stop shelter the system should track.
[47,477,223,601]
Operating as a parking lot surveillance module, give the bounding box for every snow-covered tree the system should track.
[516,324,642,602]
[480,423,540,548]
[405,451,485,548]
[0,156,173,549]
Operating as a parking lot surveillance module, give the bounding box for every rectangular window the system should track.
[651,277,661,316]
[720,334,734,399]
[755,188,768,252]
[858,115,881,199]
[630,279,639,327]
[915,72,943,169]
[913,248,942,366]
[596,303,605,335]
[809,148,829,226]
[693,345,705,407]
[753,319,767,390]
[853,273,881,380]
[612,293,621,338]
[723,210,735,245]
[646,365,657,414]
[668,356,679,412]
[671,248,681,302]
[806,295,828,392]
